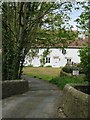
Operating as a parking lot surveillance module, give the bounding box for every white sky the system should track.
[69,5,83,30]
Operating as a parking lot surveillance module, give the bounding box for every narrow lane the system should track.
[2,75,64,118]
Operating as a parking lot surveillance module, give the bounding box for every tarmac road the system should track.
[2,75,65,118]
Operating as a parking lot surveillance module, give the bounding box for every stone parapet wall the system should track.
[62,84,89,118]
[2,80,29,99]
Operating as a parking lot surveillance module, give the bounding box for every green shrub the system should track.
[79,45,90,81]
[62,65,73,73]
[62,64,85,74]
[77,63,85,74]
[50,76,87,89]
[60,70,72,76]
[39,65,44,67]
[28,64,33,67]
[78,67,85,74]
[45,65,52,67]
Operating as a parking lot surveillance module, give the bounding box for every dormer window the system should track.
[62,49,66,55]
[67,58,72,65]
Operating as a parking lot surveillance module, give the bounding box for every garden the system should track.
[23,45,89,118]
[23,45,89,91]
[23,66,88,90]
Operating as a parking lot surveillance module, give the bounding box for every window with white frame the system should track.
[53,56,59,59]
[46,57,50,63]
[53,56,60,61]
[67,58,72,65]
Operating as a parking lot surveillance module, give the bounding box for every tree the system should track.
[75,1,90,81]
[2,2,56,80]
[2,2,78,80]
[79,45,90,81]
[75,1,89,37]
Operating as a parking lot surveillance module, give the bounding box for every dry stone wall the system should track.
[62,84,89,118]
[2,80,29,99]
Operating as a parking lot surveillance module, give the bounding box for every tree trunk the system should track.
[18,56,25,79]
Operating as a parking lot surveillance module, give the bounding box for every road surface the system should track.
[2,75,65,118]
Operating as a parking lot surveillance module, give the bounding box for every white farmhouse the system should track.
[24,39,88,67]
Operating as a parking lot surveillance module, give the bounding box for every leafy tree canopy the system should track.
[2,1,83,80]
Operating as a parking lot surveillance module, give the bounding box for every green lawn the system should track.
[23,67,88,89]
[23,67,61,81]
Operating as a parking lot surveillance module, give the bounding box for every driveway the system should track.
[2,75,65,118]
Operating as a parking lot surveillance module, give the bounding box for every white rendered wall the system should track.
[24,48,81,67]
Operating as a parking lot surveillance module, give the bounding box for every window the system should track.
[62,49,66,55]
[53,56,59,59]
[46,57,50,63]
[53,56,60,61]
[67,58,71,65]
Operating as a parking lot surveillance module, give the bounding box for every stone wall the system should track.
[2,80,29,99]
[62,84,89,118]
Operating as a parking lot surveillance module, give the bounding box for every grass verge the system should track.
[23,67,88,90]
[50,76,88,89]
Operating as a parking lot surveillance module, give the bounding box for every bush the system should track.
[45,65,52,67]
[60,70,72,76]
[2,80,29,99]
[62,64,85,75]
[78,67,85,74]
[79,45,90,81]
[72,63,85,74]
[62,65,73,73]
[50,76,87,89]
[28,64,33,67]
[39,65,44,67]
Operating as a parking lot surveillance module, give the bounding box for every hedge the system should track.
[2,80,29,99]
[62,65,73,73]
[60,70,72,77]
